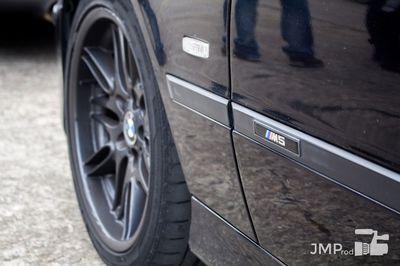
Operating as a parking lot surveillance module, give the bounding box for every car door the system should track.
[229,0,400,264]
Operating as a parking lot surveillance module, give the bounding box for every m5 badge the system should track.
[265,129,286,146]
[254,121,300,156]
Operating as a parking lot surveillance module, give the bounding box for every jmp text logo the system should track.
[310,229,389,256]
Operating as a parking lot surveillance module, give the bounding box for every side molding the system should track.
[233,103,400,214]
[166,75,230,127]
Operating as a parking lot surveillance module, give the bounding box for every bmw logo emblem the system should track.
[123,111,137,146]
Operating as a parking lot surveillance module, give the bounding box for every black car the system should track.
[1,0,56,16]
[56,0,400,265]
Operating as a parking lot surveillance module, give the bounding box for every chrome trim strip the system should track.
[233,103,400,213]
[190,197,284,266]
[166,75,230,127]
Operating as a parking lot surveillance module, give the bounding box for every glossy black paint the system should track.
[233,132,400,265]
[157,83,255,239]
[230,0,400,172]
[134,0,256,239]
[139,0,231,98]
[190,197,283,266]
[233,103,400,213]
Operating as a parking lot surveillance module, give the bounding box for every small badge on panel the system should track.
[254,121,300,156]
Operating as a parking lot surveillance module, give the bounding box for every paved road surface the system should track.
[0,13,103,265]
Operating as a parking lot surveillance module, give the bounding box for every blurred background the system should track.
[0,5,102,265]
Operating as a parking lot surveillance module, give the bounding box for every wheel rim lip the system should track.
[69,8,151,253]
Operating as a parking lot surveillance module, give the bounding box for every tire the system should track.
[64,0,200,265]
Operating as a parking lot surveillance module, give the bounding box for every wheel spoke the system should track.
[144,113,150,139]
[142,114,151,171]
[91,113,117,128]
[143,147,151,174]
[136,155,149,194]
[102,176,116,208]
[122,181,145,240]
[84,145,114,176]
[115,156,134,219]
[112,154,128,209]
[91,94,124,119]
[132,81,144,109]
[112,25,131,97]
[138,113,150,173]
[82,47,114,94]
[122,152,148,195]
[90,94,109,109]
[121,182,132,240]
[91,113,121,141]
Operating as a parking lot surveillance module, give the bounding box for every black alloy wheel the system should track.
[65,1,200,265]
[72,15,150,251]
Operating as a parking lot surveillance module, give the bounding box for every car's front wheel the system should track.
[64,0,199,265]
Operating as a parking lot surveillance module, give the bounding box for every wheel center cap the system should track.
[123,111,137,146]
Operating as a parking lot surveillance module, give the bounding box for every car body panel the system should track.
[233,103,400,213]
[230,1,400,263]
[230,0,400,172]
[190,197,283,266]
[233,127,400,265]
[131,0,256,239]
[139,0,230,99]
[162,75,255,238]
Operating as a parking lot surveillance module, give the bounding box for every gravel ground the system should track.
[0,14,103,265]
